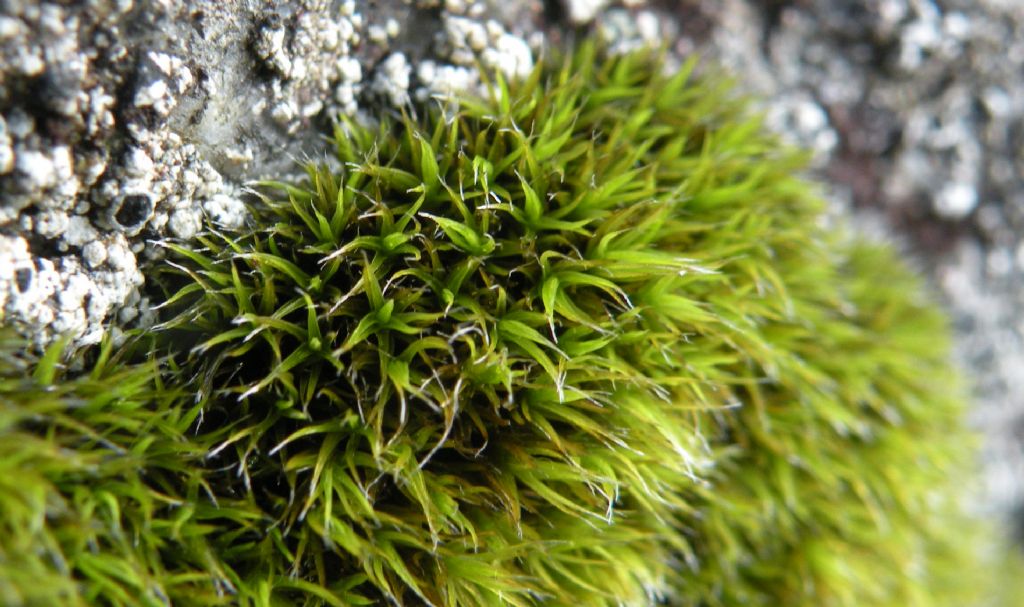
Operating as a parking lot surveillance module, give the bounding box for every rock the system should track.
[374,52,412,106]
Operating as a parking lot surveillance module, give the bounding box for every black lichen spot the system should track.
[543,0,565,24]
[14,268,32,293]
[191,10,206,38]
[114,194,153,231]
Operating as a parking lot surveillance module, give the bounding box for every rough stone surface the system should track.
[3,0,1023,544]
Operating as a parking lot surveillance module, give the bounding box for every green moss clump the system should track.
[2,45,1020,605]
[0,333,219,605]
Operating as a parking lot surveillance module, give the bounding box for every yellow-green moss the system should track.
[2,44,1021,606]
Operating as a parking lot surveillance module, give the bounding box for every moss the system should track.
[2,44,1022,605]
[0,333,219,605]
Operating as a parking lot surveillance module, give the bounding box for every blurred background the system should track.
[660,0,1024,536]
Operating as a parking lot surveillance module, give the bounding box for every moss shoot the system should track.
[2,45,1020,606]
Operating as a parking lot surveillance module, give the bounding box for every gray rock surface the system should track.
[2,0,1023,540]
